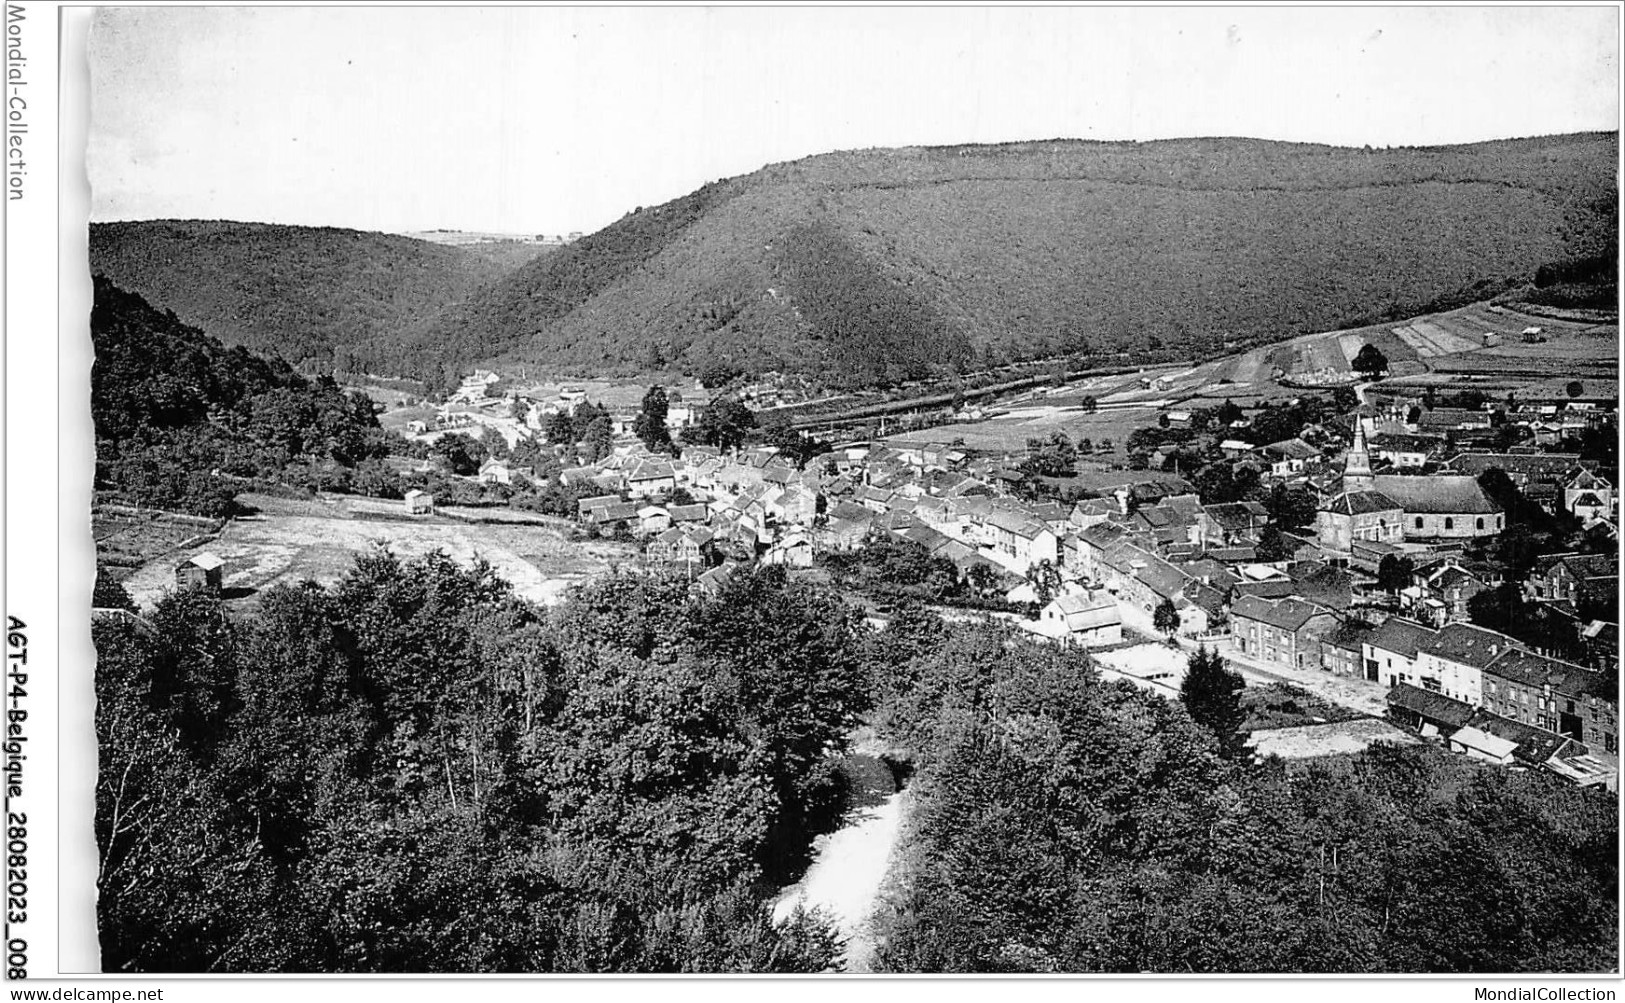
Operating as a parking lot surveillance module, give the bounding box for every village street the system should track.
[1109,593,1389,717]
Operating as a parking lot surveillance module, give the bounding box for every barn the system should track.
[175,552,225,592]
[404,489,435,515]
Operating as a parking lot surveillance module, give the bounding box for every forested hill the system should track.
[91,276,393,516]
[89,220,542,374]
[92,134,1617,391]
[401,132,1618,388]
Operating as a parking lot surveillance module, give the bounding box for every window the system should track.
[1476,517,1484,530]
[1608,732,1617,754]
[1415,517,1424,529]
[1444,517,1454,530]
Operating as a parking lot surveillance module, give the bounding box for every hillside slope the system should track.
[89,220,543,373]
[418,133,1616,388]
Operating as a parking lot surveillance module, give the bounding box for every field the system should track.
[1097,300,1615,407]
[887,404,1158,457]
[94,507,225,582]
[1246,719,1420,760]
[117,492,632,611]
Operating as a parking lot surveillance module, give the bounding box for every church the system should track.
[1318,424,1502,555]
[1316,425,1404,554]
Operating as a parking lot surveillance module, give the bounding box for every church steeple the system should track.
[1344,420,1373,493]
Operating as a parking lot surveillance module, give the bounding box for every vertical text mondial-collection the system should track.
[5,4,26,200]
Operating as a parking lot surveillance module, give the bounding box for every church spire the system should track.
[1344,419,1373,493]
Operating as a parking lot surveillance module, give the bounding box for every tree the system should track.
[1180,647,1246,758]
[1263,483,1317,530]
[1023,432,1077,478]
[1153,597,1181,640]
[432,432,488,476]
[1079,395,1098,414]
[699,361,744,390]
[94,567,138,612]
[543,410,574,445]
[1352,344,1389,379]
[1254,525,1293,563]
[1376,554,1415,594]
[1026,560,1062,606]
[1566,380,1585,399]
[1331,385,1359,413]
[697,395,756,452]
[581,417,614,464]
[509,396,529,423]
[632,385,675,455]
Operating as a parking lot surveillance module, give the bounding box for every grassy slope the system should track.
[88,220,536,372]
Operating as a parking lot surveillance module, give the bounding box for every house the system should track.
[981,508,1060,570]
[1414,622,1521,705]
[695,563,738,598]
[1525,552,1618,614]
[1368,432,1446,470]
[1414,563,1489,625]
[1444,451,1582,490]
[403,489,434,515]
[1361,617,1437,686]
[1578,620,1619,673]
[764,529,814,568]
[636,505,672,536]
[625,458,677,499]
[1259,438,1319,477]
[1564,469,1614,520]
[1482,647,1614,750]
[1418,408,1492,433]
[819,501,877,552]
[175,552,225,592]
[1319,618,1374,678]
[1219,439,1255,459]
[577,494,621,522]
[1229,596,1339,672]
[478,458,513,485]
[1037,593,1123,648]
[1201,501,1270,546]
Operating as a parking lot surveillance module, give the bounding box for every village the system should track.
[192,353,1610,793]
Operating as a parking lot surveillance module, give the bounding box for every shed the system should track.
[1448,726,1518,765]
[175,552,225,592]
[404,489,434,515]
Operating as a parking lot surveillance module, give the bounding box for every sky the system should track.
[86,6,1620,236]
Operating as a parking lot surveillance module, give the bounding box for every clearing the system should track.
[118,492,631,611]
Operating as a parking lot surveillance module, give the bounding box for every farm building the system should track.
[175,552,225,592]
[404,490,435,515]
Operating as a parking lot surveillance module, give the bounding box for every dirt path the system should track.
[772,753,909,973]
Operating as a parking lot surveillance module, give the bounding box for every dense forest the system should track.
[92,134,1617,390]
[96,553,1619,973]
[91,277,394,516]
[95,560,870,972]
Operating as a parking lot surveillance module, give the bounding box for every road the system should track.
[771,753,908,973]
[1113,595,1389,717]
